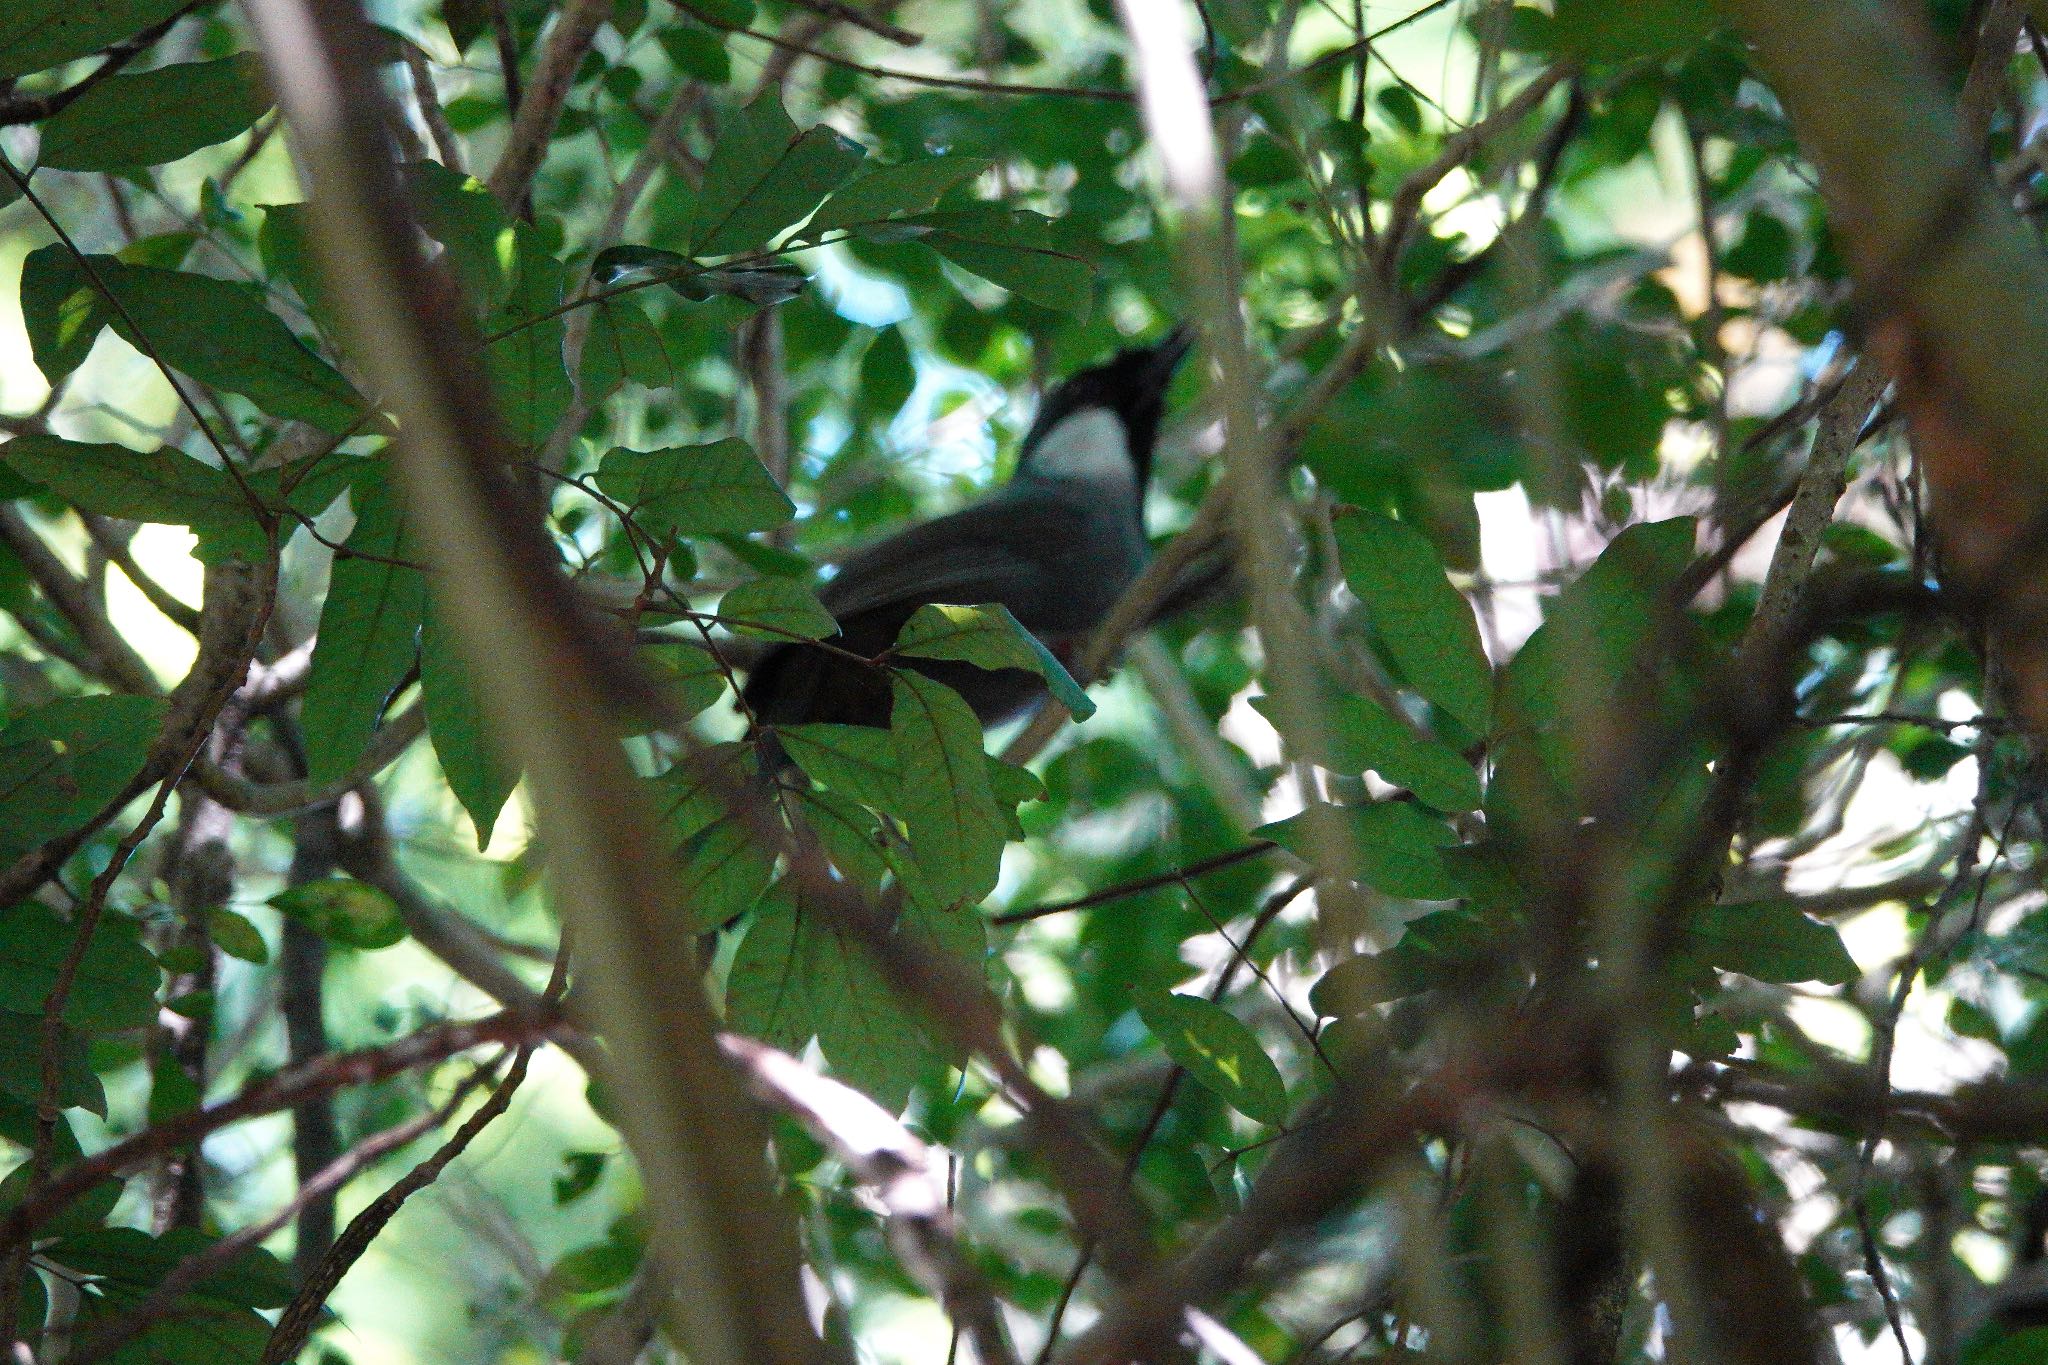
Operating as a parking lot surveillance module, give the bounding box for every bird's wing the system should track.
[816,490,1091,629]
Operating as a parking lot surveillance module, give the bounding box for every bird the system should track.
[740,328,1193,739]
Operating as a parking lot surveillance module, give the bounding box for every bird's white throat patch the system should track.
[1022,408,1136,492]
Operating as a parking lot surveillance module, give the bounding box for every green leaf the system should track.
[894,603,1096,719]
[802,156,990,237]
[0,0,194,80]
[659,741,757,843]
[421,607,518,850]
[96,261,368,433]
[257,201,342,334]
[55,1226,290,1364]
[778,723,903,813]
[19,245,105,385]
[13,237,196,385]
[727,884,979,1111]
[1552,0,1714,62]
[38,54,270,172]
[1309,908,1495,1013]
[676,818,777,929]
[859,324,915,419]
[0,695,168,862]
[690,91,867,256]
[1494,517,1698,819]
[890,674,1005,906]
[912,208,1092,314]
[1688,901,1857,985]
[645,641,731,719]
[1252,692,1479,812]
[0,903,158,1032]
[719,576,836,640]
[0,1010,102,1114]
[270,878,408,950]
[1256,801,1460,900]
[206,908,269,965]
[1332,507,1492,735]
[596,439,793,539]
[1135,992,1288,1125]
[795,788,895,890]
[1968,1328,2048,1365]
[483,224,572,446]
[655,19,731,82]
[580,296,673,398]
[403,160,512,309]
[657,746,775,929]
[299,477,426,787]
[0,434,269,562]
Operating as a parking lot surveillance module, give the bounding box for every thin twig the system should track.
[0,1009,554,1256]
[0,2,204,126]
[261,949,570,1363]
[486,0,611,208]
[994,842,1279,924]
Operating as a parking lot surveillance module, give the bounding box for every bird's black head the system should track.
[1016,327,1191,489]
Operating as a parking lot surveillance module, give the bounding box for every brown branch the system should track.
[485,0,611,209]
[67,1067,486,1362]
[263,972,559,1363]
[699,0,1457,107]
[1739,362,1889,667]
[0,1009,553,1255]
[187,703,426,815]
[0,2,204,126]
[0,561,274,1341]
[81,515,204,634]
[775,0,922,46]
[242,4,823,1361]
[401,38,467,174]
[721,1035,1021,1365]
[1713,0,2048,739]
[0,506,162,694]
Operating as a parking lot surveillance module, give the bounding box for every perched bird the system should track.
[741,328,1192,736]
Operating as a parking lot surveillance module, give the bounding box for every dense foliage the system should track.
[1,0,2047,1361]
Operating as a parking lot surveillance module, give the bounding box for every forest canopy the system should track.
[0,0,2046,1363]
